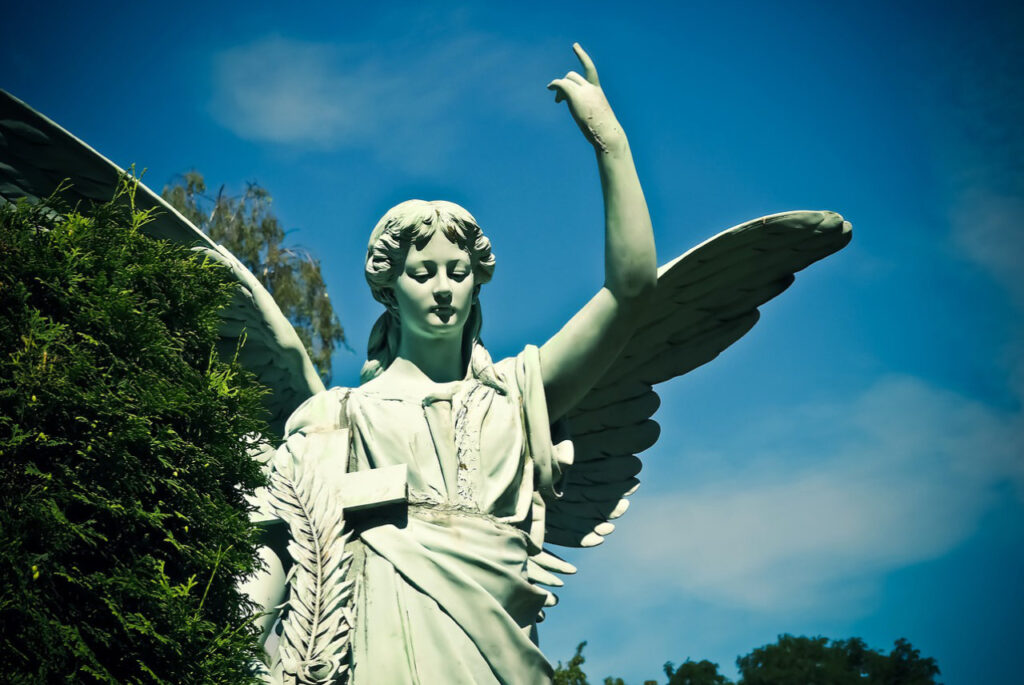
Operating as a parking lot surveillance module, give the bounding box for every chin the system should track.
[417,316,462,337]
[432,322,464,336]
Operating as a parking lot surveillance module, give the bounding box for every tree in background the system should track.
[0,191,267,682]
[664,659,731,685]
[737,635,941,685]
[554,642,591,685]
[162,171,346,382]
[553,635,941,685]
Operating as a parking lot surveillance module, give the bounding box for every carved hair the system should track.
[360,200,504,390]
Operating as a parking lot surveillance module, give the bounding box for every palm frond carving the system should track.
[266,459,354,685]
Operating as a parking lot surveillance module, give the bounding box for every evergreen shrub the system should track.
[0,188,268,683]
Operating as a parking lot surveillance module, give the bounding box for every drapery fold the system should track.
[355,513,551,684]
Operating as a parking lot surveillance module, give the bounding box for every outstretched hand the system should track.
[547,43,625,154]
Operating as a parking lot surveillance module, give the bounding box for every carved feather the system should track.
[568,390,660,435]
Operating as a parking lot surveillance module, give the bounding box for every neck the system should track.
[395,330,466,384]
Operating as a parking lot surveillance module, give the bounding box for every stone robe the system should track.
[277,345,563,684]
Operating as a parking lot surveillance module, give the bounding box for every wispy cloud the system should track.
[596,375,1022,613]
[920,27,1024,305]
[209,33,554,172]
[938,36,1024,411]
[951,190,1024,305]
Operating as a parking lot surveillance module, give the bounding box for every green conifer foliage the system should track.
[0,190,268,683]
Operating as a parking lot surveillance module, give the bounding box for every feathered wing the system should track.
[0,90,324,434]
[530,210,852,593]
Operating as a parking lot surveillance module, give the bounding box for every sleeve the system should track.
[514,345,574,499]
[271,387,353,492]
[248,388,351,525]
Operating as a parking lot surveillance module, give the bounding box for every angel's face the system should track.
[392,230,476,341]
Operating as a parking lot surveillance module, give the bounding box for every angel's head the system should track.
[361,199,498,384]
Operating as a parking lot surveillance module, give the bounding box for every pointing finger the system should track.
[573,42,599,85]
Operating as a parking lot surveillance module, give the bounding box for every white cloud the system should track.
[208,34,554,171]
[596,375,1023,613]
[210,38,388,147]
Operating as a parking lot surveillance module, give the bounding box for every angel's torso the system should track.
[345,357,535,524]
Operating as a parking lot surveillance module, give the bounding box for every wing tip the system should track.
[609,497,630,519]
[536,550,578,575]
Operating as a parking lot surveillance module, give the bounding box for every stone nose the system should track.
[433,284,452,303]
[433,269,453,297]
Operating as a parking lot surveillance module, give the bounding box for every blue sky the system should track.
[4,1,1021,682]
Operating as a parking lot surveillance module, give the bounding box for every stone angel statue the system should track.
[0,43,850,684]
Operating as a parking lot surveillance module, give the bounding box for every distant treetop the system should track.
[163,171,346,382]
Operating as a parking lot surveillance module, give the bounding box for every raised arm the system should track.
[540,44,657,421]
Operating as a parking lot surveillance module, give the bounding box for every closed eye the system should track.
[448,269,470,282]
